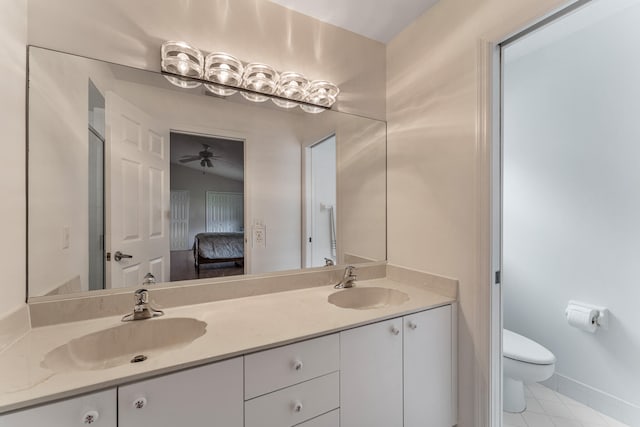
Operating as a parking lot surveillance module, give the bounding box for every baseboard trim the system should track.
[542,373,639,426]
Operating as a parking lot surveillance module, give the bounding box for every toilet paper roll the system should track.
[565,305,598,333]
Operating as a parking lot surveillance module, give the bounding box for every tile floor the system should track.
[503,383,629,427]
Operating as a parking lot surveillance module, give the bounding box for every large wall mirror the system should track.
[27,47,386,299]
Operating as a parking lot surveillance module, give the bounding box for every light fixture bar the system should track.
[161,70,331,112]
[160,41,338,113]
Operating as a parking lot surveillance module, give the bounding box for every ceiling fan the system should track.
[179,144,222,168]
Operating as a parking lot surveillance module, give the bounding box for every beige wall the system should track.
[386,0,569,425]
[0,0,27,318]
[27,0,386,120]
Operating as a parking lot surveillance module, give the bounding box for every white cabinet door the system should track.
[0,388,116,427]
[404,305,453,427]
[118,357,243,427]
[340,318,403,427]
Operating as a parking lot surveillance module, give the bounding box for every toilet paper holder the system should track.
[566,300,609,330]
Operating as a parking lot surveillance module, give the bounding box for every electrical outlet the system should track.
[252,224,266,248]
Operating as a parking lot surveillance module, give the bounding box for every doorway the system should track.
[498,0,639,425]
[169,132,245,281]
[304,135,337,268]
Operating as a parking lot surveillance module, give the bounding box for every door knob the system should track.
[114,251,133,262]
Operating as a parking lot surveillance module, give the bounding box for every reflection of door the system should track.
[170,191,190,250]
[206,192,244,232]
[305,136,337,268]
[106,92,170,288]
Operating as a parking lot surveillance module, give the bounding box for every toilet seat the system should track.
[504,329,555,365]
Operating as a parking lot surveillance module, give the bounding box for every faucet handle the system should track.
[142,273,156,286]
[134,288,149,305]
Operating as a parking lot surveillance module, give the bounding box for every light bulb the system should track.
[218,63,230,83]
[177,53,190,75]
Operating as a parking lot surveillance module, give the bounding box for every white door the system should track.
[106,92,170,288]
[205,191,244,232]
[340,317,403,427]
[404,306,453,427]
[305,136,336,267]
[170,190,190,250]
[118,357,243,427]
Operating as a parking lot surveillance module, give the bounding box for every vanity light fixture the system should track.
[272,71,309,109]
[160,41,339,113]
[241,63,279,102]
[204,52,244,96]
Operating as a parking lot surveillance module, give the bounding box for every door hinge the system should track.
[495,270,501,284]
[308,237,312,243]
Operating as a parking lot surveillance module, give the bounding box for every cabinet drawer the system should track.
[244,334,339,399]
[118,357,243,427]
[244,372,339,427]
[0,388,116,427]
[296,409,339,427]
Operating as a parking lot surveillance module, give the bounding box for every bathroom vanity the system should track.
[0,267,457,427]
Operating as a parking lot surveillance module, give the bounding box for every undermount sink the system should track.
[42,317,207,371]
[328,287,409,310]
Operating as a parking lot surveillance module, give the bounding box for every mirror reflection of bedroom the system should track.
[169,132,245,281]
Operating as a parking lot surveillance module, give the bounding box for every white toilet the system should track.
[503,329,556,413]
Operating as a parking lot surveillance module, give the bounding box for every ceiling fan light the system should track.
[161,41,204,79]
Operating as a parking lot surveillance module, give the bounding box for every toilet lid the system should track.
[503,329,556,365]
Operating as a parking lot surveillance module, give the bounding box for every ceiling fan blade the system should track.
[179,156,202,163]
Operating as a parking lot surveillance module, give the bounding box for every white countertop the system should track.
[0,277,454,414]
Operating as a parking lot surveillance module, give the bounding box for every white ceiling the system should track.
[267,0,440,43]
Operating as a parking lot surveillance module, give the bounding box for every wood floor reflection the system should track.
[170,250,244,281]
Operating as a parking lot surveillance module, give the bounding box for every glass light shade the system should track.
[243,63,278,95]
[204,83,237,97]
[300,104,326,114]
[161,41,204,79]
[164,75,202,89]
[205,52,243,87]
[240,92,270,103]
[272,72,308,109]
[306,80,340,107]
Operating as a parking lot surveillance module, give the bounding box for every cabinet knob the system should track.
[293,401,303,413]
[408,321,418,330]
[293,360,304,371]
[82,410,99,424]
[133,397,147,410]
[391,325,400,335]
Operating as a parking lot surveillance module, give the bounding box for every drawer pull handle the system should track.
[133,397,147,409]
[391,325,400,335]
[82,410,99,424]
[408,321,418,330]
[293,401,303,413]
[293,360,304,371]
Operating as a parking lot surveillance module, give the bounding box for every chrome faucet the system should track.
[324,257,335,266]
[121,288,164,322]
[334,265,357,289]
